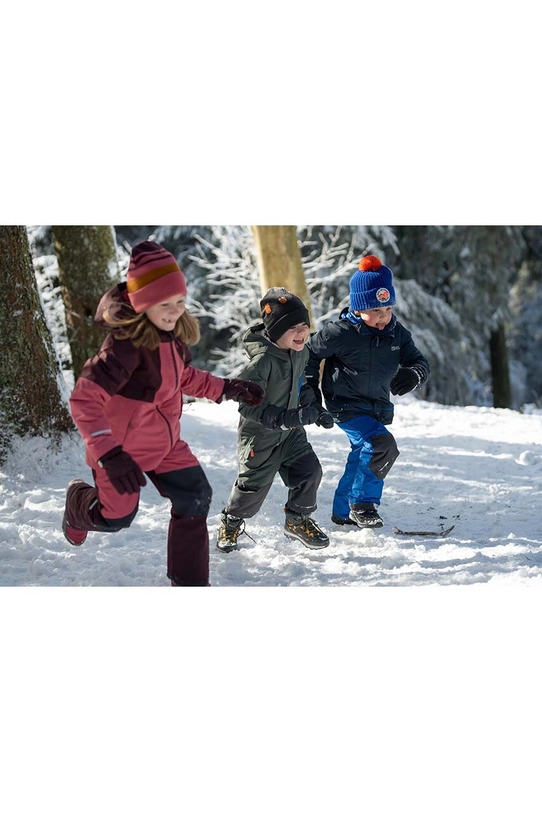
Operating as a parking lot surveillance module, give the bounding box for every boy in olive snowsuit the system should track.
[306,256,430,529]
[217,288,334,552]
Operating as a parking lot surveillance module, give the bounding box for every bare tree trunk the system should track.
[251,226,314,323]
[490,322,512,408]
[0,226,73,464]
[52,226,119,378]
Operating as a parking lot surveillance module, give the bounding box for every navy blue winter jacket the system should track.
[305,309,430,425]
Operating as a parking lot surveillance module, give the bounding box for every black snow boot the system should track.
[331,513,357,526]
[349,503,383,529]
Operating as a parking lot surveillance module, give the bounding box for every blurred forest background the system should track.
[31,224,542,405]
[1,224,541,463]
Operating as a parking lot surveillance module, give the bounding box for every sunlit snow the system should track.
[1,396,540,587]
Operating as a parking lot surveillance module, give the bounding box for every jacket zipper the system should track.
[169,341,179,390]
[156,339,178,451]
[156,406,174,450]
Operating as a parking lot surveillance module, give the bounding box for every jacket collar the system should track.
[340,308,397,336]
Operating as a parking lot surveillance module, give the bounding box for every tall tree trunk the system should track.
[251,226,314,323]
[490,322,512,408]
[0,226,73,464]
[52,226,119,378]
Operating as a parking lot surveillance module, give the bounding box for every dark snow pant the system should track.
[226,431,323,519]
[332,414,399,518]
[64,465,212,586]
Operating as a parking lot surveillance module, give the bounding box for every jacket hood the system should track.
[242,322,293,361]
[94,282,135,329]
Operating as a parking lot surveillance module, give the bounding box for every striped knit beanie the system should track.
[126,241,187,313]
[349,255,396,311]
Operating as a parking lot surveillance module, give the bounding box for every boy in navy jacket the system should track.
[305,256,430,529]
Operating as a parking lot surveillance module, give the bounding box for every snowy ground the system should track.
[1,396,541,587]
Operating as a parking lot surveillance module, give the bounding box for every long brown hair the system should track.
[103,308,201,350]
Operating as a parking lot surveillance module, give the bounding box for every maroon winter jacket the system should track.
[69,284,225,471]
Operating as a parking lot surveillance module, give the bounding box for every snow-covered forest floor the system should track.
[2,396,541,587]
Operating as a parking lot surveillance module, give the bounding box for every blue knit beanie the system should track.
[349,255,396,311]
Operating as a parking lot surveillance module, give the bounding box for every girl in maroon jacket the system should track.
[62,241,264,586]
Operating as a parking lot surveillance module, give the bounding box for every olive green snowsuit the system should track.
[225,324,322,519]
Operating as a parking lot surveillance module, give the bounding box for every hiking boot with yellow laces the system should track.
[284,514,329,549]
[216,511,245,553]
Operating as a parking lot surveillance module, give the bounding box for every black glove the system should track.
[276,404,321,429]
[315,408,334,429]
[298,385,313,408]
[221,378,265,406]
[99,446,146,495]
[390,367,422,396]
[304,371,323,407]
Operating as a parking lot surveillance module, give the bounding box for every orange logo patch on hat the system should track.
[264,303,272,314]
[278,296,288,304]
[376,288,391,303]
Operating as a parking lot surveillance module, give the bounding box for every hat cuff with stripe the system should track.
[128,270,187,313]
[126,241,187,313]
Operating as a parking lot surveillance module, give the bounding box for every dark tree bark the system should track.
[0,226,73,464]
[52,226,119,378]
[490,322,512,408]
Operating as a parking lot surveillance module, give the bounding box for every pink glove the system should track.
[221,378,265,406]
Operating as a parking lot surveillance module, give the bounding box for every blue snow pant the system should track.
[332,414,399,519]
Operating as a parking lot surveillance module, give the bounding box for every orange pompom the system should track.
[359,255,383,272]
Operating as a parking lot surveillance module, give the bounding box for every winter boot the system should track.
[284,514,330,549]
[62,479,90,546]
[349,503,383,529]
[331,513,357,526]
[216,511,245,553]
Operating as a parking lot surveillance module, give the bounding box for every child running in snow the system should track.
[305,256,430,529]
[62,241,264,586]
[217,287,334,553]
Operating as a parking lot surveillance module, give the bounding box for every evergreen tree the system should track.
[392,226,526,407]
[508,227,542,406]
